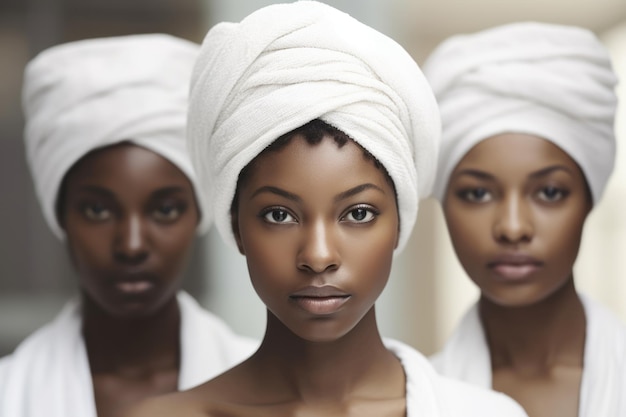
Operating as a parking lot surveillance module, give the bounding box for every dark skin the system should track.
[60,142,200,417]
[443,133,591,417]
[127,133,406,417]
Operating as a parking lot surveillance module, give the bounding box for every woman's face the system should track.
[443,133,591,307]
[60,143,199,318]
[233,134,399,342]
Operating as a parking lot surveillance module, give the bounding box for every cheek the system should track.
[65,227,110,273]
[444,205,489,261]
[246,256,294,315]
[238,226,296,297]
[343,224,397,294]
[535,206,587,269]
[357,251,392,300]
[153,225,197,266]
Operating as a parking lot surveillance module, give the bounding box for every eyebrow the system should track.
[250,183,385,203]
[151,186,188,199]
[74,185,115,197]
[251,186,302,203]
[334,183,385,203]
[454,165,574,181]
[74,185,188,200]
[453,169,494,181]
[528,165,574,179]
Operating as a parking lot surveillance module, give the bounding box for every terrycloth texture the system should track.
[383,338,528,416]
[423,22,618,203]
[430,294,626,417]
[187,1,440,252]
[23,34,210,239]
[0,292,258,417]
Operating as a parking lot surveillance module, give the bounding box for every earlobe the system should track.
[395,222,400,249]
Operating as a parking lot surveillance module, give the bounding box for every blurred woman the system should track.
[424,22,626,417]
[0,34,256,417]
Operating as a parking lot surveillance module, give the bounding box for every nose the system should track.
[493,192,533,245]
[113,214,149,264]
[296,220,340,274]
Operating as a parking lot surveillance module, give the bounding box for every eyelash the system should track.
[261,207,297,224]
[455,186,570,204]
[259,205,379,225]
[536,186,569,203]
[81,202,112,221]
[78,200,187,223]
[152,201,187,223]
[341,205,379,224]
[456,187,492,204]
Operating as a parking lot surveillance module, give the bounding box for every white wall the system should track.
[431,21,626,351]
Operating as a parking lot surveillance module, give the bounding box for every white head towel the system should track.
[187,1,440,252]
[23,34,210,240]
[423,22,618,204]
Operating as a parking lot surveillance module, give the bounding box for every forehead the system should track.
[454,133,583,178]
[64,142,193,194]
[242,134,393,196]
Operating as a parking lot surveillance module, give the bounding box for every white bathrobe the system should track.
[384,339,527,416]
[430,294,626,416]
[0,292,258,417]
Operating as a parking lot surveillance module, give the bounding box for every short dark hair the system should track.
[230,119,396,217]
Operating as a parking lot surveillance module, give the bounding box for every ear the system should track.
[394,226,400,249]
[231,211,245,255]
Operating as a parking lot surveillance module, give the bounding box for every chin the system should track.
[290,319,358,344]
[105,302,157,319]
[98,285,180,318]
[93,294,171,320]
[481,287,557,309]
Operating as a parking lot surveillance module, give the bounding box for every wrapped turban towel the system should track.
[187,0,441,252]
[423,22,618,204]
[23,34,210,239]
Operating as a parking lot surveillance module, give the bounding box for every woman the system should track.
[0,34,256,417]
[127,2,528,416]
[423,22,626,417]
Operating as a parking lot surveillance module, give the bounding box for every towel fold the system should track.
[187,1,440,252]
[423,22,618,203]
[23,34,210,239]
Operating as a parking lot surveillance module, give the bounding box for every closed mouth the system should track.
[488,256,542,281]
[112,272,157,294]
[290,285,349,298]
[115,280,155,294]
[289,286,351,315]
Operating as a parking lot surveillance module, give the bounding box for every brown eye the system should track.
[83,203,111,221]
[342,206,377,223]
[263,208,296,224]
[153,203,183,222]
[538,186,568,202]
[458,187,491,203]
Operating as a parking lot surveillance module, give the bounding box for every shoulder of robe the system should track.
[436,376,529,417]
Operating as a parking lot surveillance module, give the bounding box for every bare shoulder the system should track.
[124,384,268,417]
[125,362,268,417]
[125,391,205,417]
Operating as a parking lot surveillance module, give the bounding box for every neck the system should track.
[82,294,181,376]
[252,307,403,403]
[480,277,586,374]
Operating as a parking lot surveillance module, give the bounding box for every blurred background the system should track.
[1,0,625,356]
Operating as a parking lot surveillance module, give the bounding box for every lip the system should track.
[289,285,351,315]
[488,253,543,281]
[111,271,156,295]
